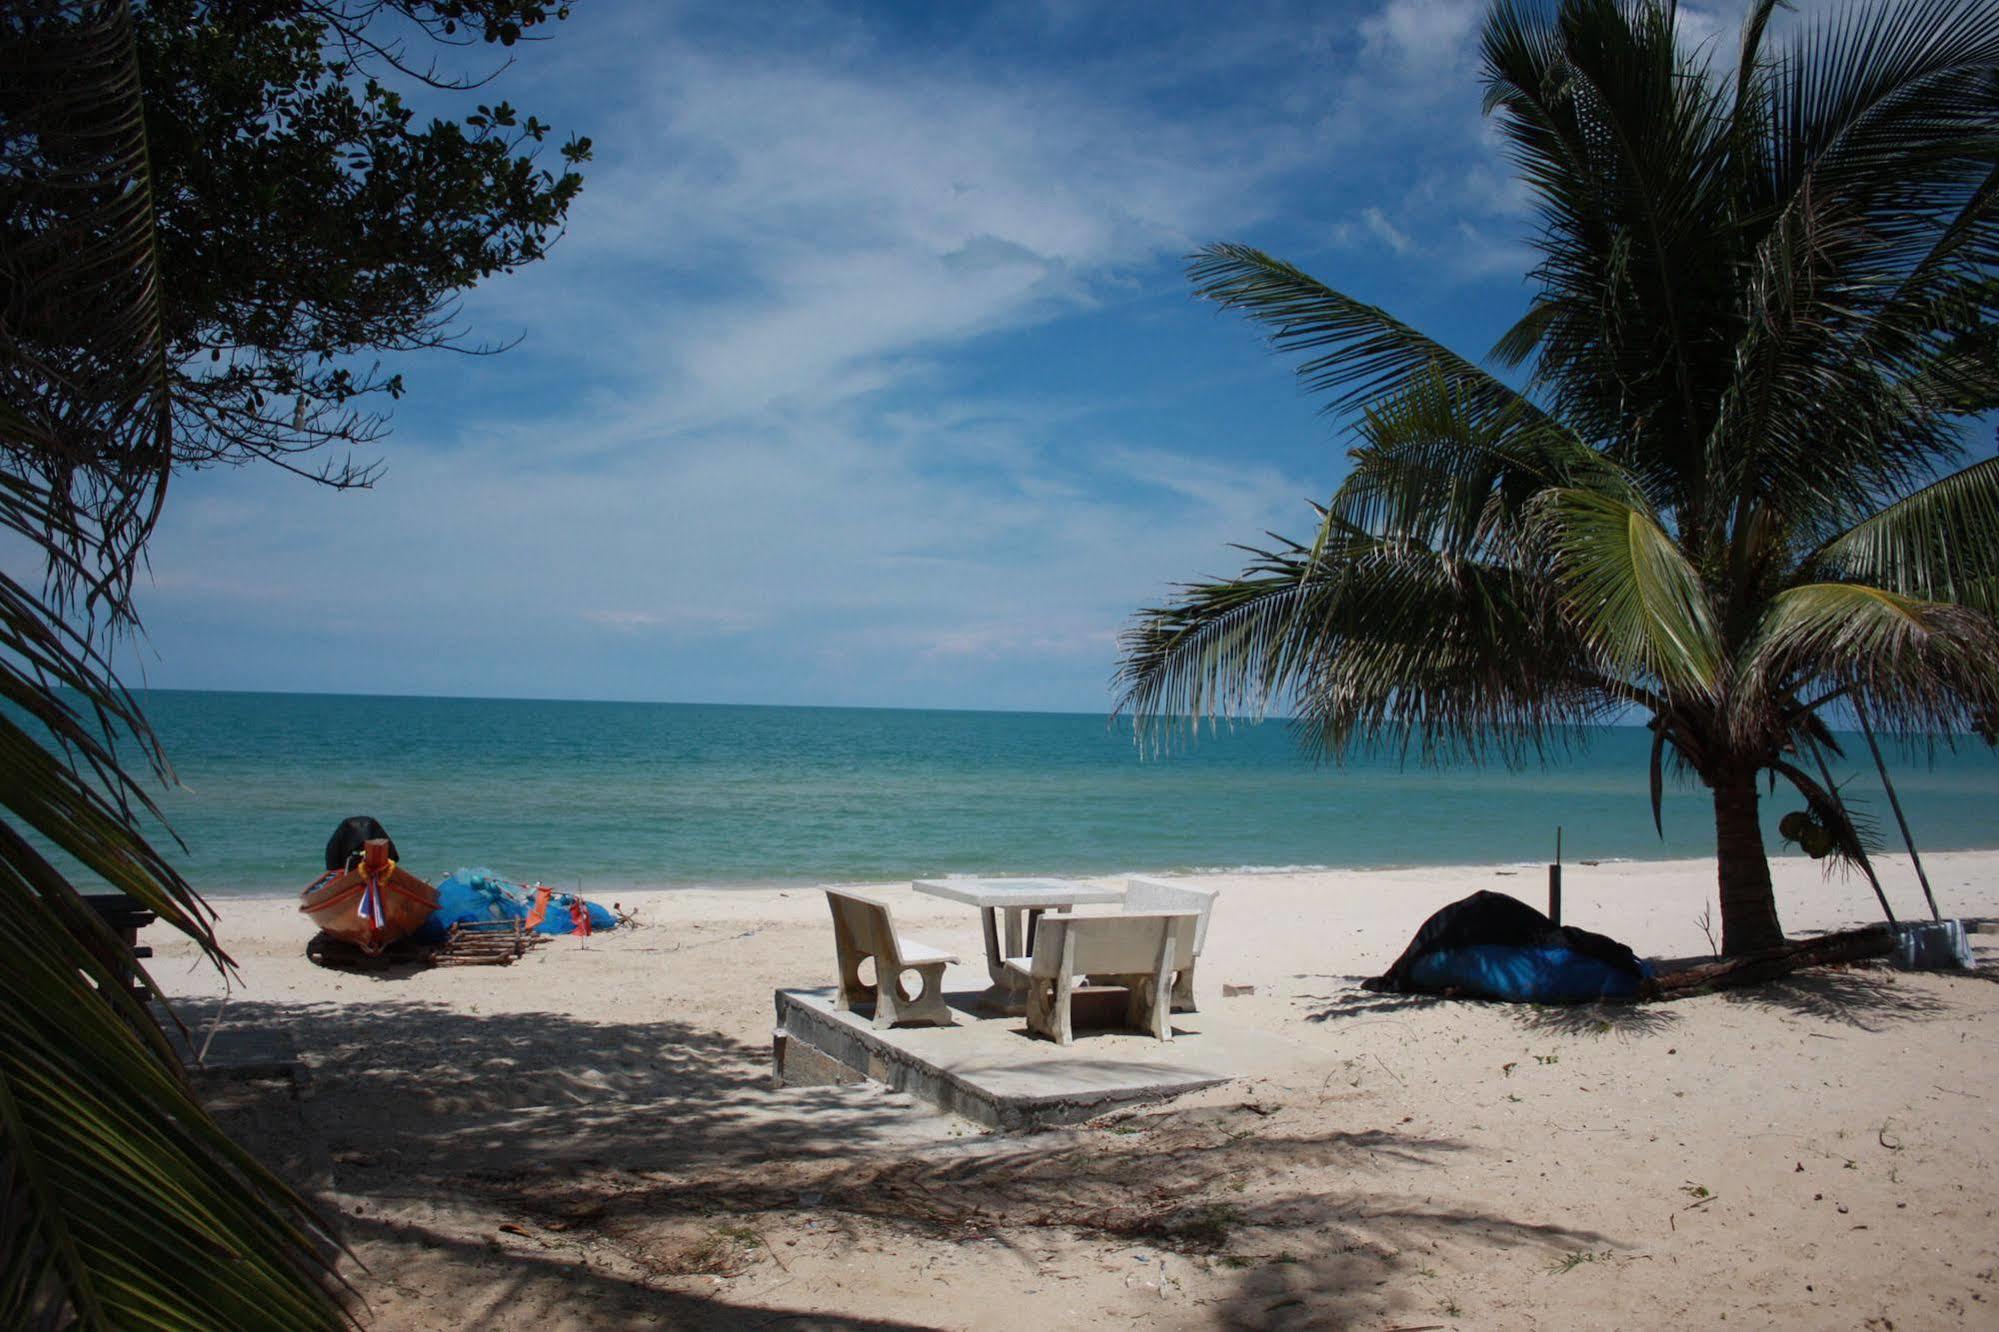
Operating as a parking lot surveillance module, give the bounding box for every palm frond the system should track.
[1529,487,1724,694]
[1741,581,1999,742]
[1481,0,1740,521]
[1117,524,1614,766]
[1330,365,1609,564]
[0,825,349,1331]
[1116,534,1335,739]
[1736,0,1793,105]
[1766,0,1999,219]
[1806,455,1999,606]
[1186,243,1547,423]
[1712,39,1999,532]
[0,573,352,1328]
[1485,299,1561,370]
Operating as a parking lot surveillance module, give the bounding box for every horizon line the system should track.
[117,684,1703,730]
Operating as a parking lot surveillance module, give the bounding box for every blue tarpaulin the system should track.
[1366,890,1652,1003]
[1404,944,1652,1002]
[415,868,618,942]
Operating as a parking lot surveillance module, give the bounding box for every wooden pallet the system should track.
[306,919,547,970]
[433,919,542,966]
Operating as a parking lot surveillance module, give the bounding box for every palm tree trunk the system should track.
[1711,766,1786,955]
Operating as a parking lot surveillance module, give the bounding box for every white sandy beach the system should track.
[156,852,1999,1330]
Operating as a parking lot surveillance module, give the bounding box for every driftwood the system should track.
[1646,924,1895,999]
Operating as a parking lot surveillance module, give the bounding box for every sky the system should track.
[112,0,1736,714]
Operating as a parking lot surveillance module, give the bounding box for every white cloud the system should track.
[1357,0,1484,81]
[1674,4,1730,64]
[1328,205,1419,256]
[1361,206,1416,255]
[502,37,1292,395]
[579,608,760,634]
[140,391,1322,707]
[1452,220,1536,281]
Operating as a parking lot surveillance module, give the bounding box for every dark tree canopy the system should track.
[133,0,592,485]
[2,0,589,610]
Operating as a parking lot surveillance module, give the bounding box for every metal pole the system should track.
[1855,702,1942,921]
[1548,826,1562,926]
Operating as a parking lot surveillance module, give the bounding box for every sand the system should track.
[156,851,1999,1330]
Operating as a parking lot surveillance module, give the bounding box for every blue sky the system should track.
[119,0,1740,713]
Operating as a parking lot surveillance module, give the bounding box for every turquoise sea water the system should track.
[55,690,1999,896]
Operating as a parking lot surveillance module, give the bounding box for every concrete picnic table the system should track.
[912,877,1123,1014]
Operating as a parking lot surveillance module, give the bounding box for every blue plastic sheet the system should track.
[1404,944,1653,1002]
[415,867,618,942]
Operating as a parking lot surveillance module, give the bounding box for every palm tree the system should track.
[2,3,347,1325]
[1116,0,1999,956]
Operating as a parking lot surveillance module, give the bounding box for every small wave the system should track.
[1175,863,1335,876]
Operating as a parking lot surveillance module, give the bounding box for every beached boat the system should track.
[299,839,439,954]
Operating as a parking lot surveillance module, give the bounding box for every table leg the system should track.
[981,908,1004,986]
[977,906,1030,1016]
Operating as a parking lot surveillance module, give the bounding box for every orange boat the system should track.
[299,839,439,954]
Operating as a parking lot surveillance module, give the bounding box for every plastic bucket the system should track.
[1887,920,1973,971]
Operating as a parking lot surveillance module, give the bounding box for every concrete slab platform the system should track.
[774,986,1293,1130]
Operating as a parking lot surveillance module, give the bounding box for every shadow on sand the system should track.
[187,996,1611,1329]
[1509,1000,1681,1038]
[1296,982,1449,1023]
[1716,967,1952,1030]
[1296,981,1681,1041]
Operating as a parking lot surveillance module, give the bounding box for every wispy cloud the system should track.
[1363,206,1416,254]
[1357,0,1485,80]
[579,607,761,634]
[1452,220,1537,281]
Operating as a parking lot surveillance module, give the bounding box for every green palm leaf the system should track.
[1117,535,1336,736]
[1118,526,1609,766]
[1187,243,1548,423]
[1530,488,1723,693]
[1332,364,1620,563]
[1807,456,1999,607]
[0,0,174,602]
[1744,581,1999,739]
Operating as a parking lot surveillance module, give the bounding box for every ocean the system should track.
[47,690,1999,897]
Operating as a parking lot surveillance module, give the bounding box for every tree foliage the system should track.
[1119,0,1999,955]
[135,0,591,485]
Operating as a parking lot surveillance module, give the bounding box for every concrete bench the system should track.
[1004,912,1197,1045]
[825,888,958,1028]
[1121,877,1217,1012]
